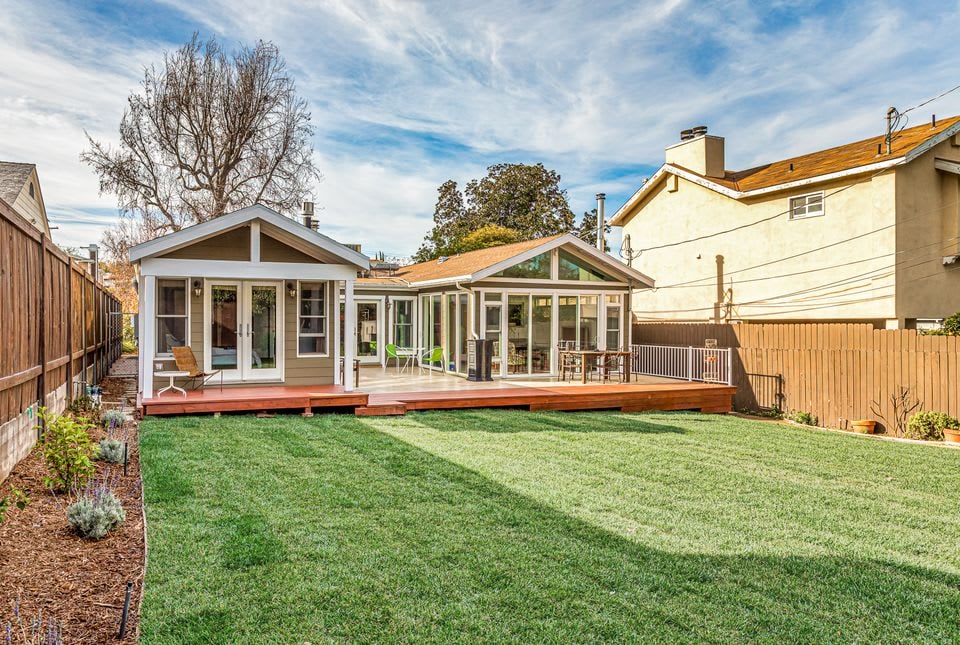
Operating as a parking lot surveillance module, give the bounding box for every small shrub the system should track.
[36,409,97,492]
[98,439,125,464]
[66,471,125,540]
[788,410,817,426]
[4,595,62,644]
[101,409,126,428]
[0,487,29,524]
[906,411,960,441]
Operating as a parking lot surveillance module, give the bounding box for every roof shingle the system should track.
[0,161,35,204]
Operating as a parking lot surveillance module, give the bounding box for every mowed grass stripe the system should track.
[140,411,960,643]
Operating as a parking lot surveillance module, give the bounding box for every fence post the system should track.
[66,259,73,404]
[37,234,46,412]
[687,346,693,381]
[726,347,733,386]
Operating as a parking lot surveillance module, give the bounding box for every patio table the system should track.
[558,350,632,384]
[155,370,190,397]
[395,347,425,374]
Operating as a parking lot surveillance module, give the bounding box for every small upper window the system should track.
[558,249,610,281]
[493,251,551,279]
[28,182,34,198]
[789,192,824,220]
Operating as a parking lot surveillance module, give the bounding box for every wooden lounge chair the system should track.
[172,346,223,391]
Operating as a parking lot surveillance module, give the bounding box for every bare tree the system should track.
[83,34,319,254]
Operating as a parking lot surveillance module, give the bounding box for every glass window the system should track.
[298,281,327,355]
[558,250,609,281]
[531,295,552,374]
[606,302,621,350]
[156,279,187,355]
[507,295,529,374]
[493,251,551,279]
[789,192,824,219]
[393,299,413,348]
[558,295,578,347]
[579,295,598,350]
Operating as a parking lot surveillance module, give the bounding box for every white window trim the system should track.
[789,191,825,220]
[389,296,416,348]
[296,280,329,358]
[155,277,190,357]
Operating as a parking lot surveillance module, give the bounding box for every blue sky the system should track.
[2,0,960,258]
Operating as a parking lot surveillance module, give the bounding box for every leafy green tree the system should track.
[455,225,521,253]
[416,163,575,261]
[575,208,611,252]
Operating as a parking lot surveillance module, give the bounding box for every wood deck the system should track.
[141,382,735,417]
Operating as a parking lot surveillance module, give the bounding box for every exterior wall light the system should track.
[287,282,297,298]
[193,280,202,297]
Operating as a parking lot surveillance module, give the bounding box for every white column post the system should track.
[141,275,156,398]
[333,280,341,385]
[250,221,261,263]
[343,279,356,391]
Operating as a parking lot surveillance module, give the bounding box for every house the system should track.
[610,114,960,329]
[0,161,50,235]
[129,204,654,400]
[355,234,654,377]
[129,205,370,401]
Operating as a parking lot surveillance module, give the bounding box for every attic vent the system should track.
[437,256,448,264]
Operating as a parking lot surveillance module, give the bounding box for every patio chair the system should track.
[506,342,527,374]
[421,346,444,371]
[171,346,223,391]
[601,352,626,383]
[560,350,583,382]
[384,343,401,374]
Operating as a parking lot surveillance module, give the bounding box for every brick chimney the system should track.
[665,126,725,178]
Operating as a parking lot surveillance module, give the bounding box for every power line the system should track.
[626,85,958,255]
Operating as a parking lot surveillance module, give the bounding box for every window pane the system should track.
[156,317,186,354]
[157,279,186,315]
[507,295,529,374]
[210,285,238,369]
[494,252,550,279]
[299,336,327,355]
[579,295,598,350]
[558,250,609,281]
[485,305,501,332]
[484,292,503,303]
[559,296,577,344]
[531,295,552,374]
[299,317,326,335]
[300,282,325,316]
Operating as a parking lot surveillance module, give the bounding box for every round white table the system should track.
[395,347,426,374]
[155,370,190,397]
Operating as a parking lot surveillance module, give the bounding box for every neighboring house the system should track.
[128,205,370,400]
[356,234,654,377]
[129,204,655,399]
[0,161,50,235]
[611,115,960,329]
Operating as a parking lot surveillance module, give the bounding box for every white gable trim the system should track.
[467,234,654,287]
[129,204,369,268]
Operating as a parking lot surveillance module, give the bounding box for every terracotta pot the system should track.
[944,427,960,444]
[851,420,876,434]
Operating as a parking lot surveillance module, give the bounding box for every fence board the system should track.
[633,321,960,432]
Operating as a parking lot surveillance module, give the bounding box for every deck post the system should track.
[141,275,156,400]
[333,280,341,385]
[343,278,356,392]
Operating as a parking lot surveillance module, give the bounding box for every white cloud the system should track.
[2,0,960,255]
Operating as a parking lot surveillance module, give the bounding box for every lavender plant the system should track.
[4,595,63,645]
[65,470,125,540]
[98,416,127,464]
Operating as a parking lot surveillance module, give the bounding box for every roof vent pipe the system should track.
[596,193,606,253]
[691,125,708,137]
[302,201,314,229]
[680,129,695,141]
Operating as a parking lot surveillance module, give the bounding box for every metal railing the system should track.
[630,344,733,385]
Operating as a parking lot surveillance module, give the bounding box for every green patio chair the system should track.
[421,346,444,372]
[384,343,400,374]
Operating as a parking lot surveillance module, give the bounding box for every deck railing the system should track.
[630,344,733,385]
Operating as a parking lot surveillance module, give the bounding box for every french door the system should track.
[207,280,283,381]
[356,298,384,365]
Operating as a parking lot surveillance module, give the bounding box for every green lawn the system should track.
[139,410,960,643]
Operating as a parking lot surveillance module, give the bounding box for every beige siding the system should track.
[894,137,960,322]
[161,227,251,260]
[261,234,322,263]
[10,169,49,234]
[621,172,898,322]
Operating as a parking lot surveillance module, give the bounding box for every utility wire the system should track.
[627,85,959,254]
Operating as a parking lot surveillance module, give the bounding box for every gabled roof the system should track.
[611,115,960,225]
[0,161,35,204]
[128,204,370,268]
[358,234,654,288]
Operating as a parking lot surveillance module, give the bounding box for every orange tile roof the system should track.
[685,115,960,193]
[362,235,565,285]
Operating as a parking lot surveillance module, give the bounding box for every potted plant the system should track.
[944,426,960,444]
[906,411,960,442]
[851,419,876,434]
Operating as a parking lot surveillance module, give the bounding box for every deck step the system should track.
[355,401,408,417]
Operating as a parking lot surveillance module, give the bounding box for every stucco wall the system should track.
[621,171,898,322]
[893,137,960,323]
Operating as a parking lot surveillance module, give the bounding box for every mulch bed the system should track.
[0,379,145,642]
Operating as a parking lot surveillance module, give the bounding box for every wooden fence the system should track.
[0,198,122,480]
[633,322,960,431]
